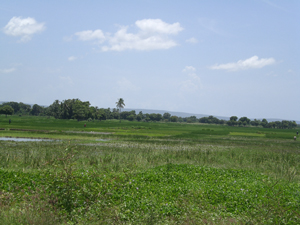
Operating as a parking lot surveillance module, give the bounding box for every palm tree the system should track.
[115,98,125,122]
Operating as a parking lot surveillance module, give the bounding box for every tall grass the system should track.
[1,139,299,181]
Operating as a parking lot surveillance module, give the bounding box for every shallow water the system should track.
[0,137,57,142]
[95,139,110,141]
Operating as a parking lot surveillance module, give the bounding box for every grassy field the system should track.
[0,115,300,224]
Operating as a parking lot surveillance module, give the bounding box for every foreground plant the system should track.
[1,158,300,224]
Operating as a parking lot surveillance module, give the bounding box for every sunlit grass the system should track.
[230,132,266,137]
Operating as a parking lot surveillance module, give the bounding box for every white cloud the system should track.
[75,29,105,43]
[210,56,276,71]
[186,37,198,43]
[182,66,196,72]
[0,68,16,73]
[135,19,183,35]
[68,56,77,61]
[3,16,45,42]
[75,19,183,51]
[180,66,201,92]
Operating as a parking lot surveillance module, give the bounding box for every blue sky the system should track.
[1,0,299,120]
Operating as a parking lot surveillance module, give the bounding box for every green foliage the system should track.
[6,98,297,129]
[230,116,238,121]
[238,116,250,125]
[30,104,45,116]
[0,101,31,115]
[163,112,171,121]
[170,115,178,122]
[0,157,299,224]
[199,115,224,125]
[0,105,14,117]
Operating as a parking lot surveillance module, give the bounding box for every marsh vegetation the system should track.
[0,115,299,224]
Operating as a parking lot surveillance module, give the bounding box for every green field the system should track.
[0,115,299,224]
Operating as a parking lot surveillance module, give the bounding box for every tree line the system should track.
[0,99,298,129]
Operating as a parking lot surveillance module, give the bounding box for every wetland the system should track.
[0,115,299,224]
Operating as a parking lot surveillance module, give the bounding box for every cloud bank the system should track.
[75,29,105,42]
[210,56,276,71]
[75,19,183,51]
[3,17,45,42]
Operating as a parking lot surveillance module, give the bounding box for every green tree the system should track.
[0,105,14,117]
[269,122,276,128]
[281,120,289,129]
[170,115,178,122]
[116,98,125,122]
[228,116,238,126]
[120,111,134,120]
[290,121,297,129]
[89,106,97,120]
[219,119,226,125]
[199,117,208,123]
[48,100,61,118]
[208,115,220,124]
[61,99,77,119]
[96,108,107,120]
[230,116,238,121]
[111,110,119,119]
[127,114,135,121]
[261,119,269,128]
[226,120,233,126]
[104,108,112,119]
[163,112,171,121]
[199,116,220,124]
[186,116,197,123]
[2,102,20,114]
[149,113,162,122]
[73,100,90,121]
[136,111,144,121]
[239,117,251,126]
[250,119,261,127]
[19,102,31,115]
[136,114,142,121]
[30,104,44,116]
[275,121,281,128]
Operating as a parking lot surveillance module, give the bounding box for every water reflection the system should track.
[0,137,57,142]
